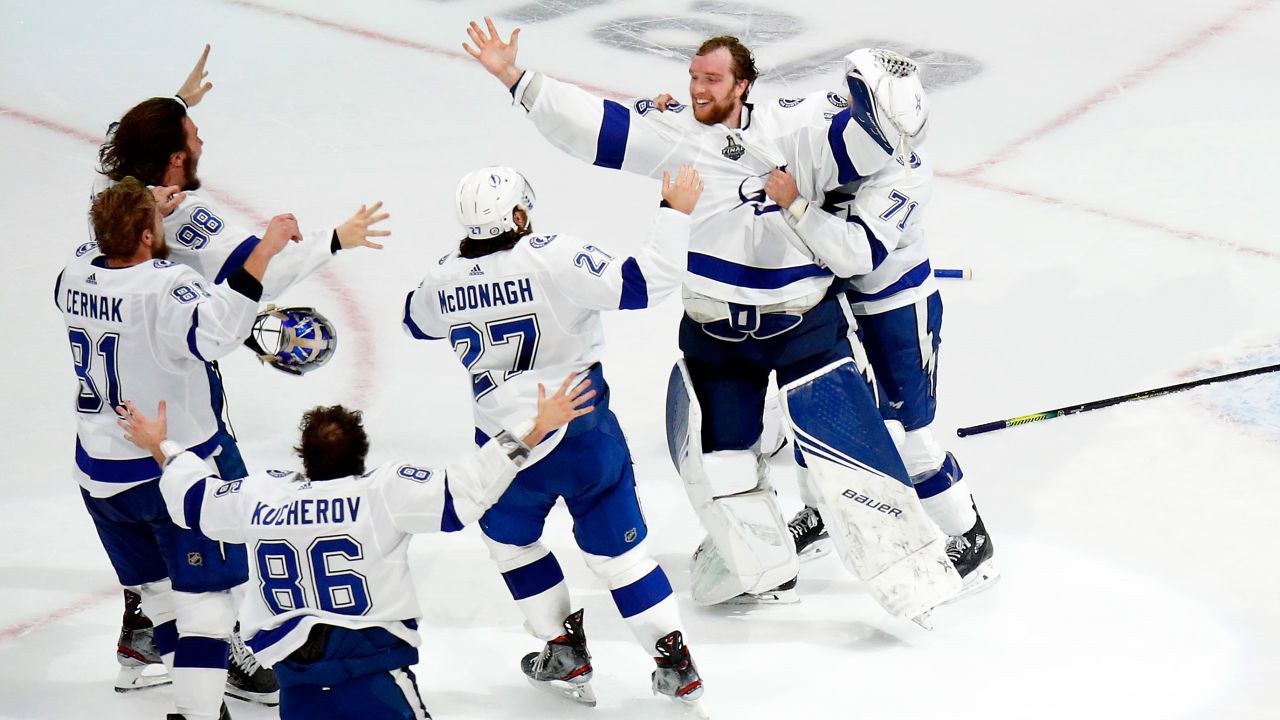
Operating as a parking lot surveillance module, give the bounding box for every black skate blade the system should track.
[115,665,171,692]
[797,538,833,563]
[526,675,597,707]
[722,586,799,606]
[225,684,280,706]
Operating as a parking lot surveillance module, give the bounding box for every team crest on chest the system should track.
[721,135,745,161]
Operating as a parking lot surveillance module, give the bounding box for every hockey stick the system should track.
[956,362,1280,437]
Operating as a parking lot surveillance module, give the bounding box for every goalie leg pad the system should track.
[667,361,797,605]
[781,359,961,620]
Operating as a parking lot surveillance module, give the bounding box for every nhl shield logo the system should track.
[721,135,745,161]
[187,552,204,567]
[624,528,638,543]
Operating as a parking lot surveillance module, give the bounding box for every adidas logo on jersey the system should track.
[468,264,484,276]
[86,273,97,285]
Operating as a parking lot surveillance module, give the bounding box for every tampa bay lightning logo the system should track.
[152,259,175,268]
[528,234,557,248]
[488,173,501,187]
[778,97,805,108]
[827,92,849,108]
[75,241,97,257]
[732,173,783,216]
[438,252,452,266]
[895,151,923,169]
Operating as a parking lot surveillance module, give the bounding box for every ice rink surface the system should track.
[2,0,1279,718]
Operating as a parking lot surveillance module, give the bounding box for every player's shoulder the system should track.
[164,192,228,237]
[373,460,440,487]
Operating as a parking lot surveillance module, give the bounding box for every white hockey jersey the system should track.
[56,241,261,497]
[788,146,937,315]
[158,436,528,667]
[511,72,897,307]
[403,207,691,465]
[89,175,335,301]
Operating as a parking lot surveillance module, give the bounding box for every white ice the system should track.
[1,1,1278,718]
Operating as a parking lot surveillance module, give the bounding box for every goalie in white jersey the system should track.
[115,378,593,720]
[60,179,298,720]
[465,19,961,623]
[757,50,998,598]
[402,165,707,707]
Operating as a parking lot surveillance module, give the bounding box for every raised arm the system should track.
[543,166,702,311]
[464,16,693,178]
[378,374,597,533]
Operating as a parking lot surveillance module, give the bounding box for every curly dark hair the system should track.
[89,177,157,259]
[696,36,758,101]
[295,405,370,481]
[98,97,188,186]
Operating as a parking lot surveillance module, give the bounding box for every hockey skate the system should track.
[652,630,707,717]
[521,609,596,707]
[788,506,832,561]
[115,589,171,692]
[225,624,279,706]
[944,504,999,603]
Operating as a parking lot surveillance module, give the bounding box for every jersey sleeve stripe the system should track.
[687,252,832,290]
[401,291,440,340]
[53,270,64,309]
[182,477,210,530]
[845,260,932,304]
[440,478,464,532]
[215,236,261,284]
[593,100,631,170]
[186,306,207,361]
[618,257,649,309]
[847,215,891,269]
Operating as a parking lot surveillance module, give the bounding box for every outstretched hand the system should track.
[176,44,214,108]
[661,165,705,215]
[463,16,524,89]
[336,201,391,250]
[525,373,597,446]
[117,400,169,464]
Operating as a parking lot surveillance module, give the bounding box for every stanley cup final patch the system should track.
[722,135,745,161]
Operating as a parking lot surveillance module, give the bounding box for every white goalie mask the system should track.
[455,166,536,240]
[844,48,930,148]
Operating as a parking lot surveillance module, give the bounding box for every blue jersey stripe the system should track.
[186,306,206,361]
[611,566,673,618]
[402,291,440,340]
[619,257,648,309]
[54,270,64,309]
[847,215,890,270]
[76,431,222,484]
[687,252,831,290]
[847,260,932,303]
[827,111,861,185]
[183,477,209,531]
[246,615,303,654]
[440,479,464,532]
[215,236,260,284]
[594,100,630,170]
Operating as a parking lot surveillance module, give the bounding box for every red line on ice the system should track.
[0,105,378,409]
[954,0,1271,177]
[0,590,117,643]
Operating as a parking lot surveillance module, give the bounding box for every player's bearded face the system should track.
[181,116,203,191]
[689,49,744,126]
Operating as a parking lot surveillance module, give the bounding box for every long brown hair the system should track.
[98,97,188,186]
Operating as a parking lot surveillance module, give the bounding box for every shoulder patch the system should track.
[667,100,686,113]
[152,259,176,268]
[396,465,434,484]
[213,480,243,497]
[827,92,850,108]
[438,252,452,266]
[778,97,805,108]
[266,469,292,478]
[75,241,98,257]
[528,234,557,249]
[634,98,655,116]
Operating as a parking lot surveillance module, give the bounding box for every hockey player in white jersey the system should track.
[463,18,961,623]
[757,50,998,598]
[114,375,594,720]
[92,45,388,698]
[403,165,707,707]
[60,178,299,720]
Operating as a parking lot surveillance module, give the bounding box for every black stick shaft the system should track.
[957,362,1280,437]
